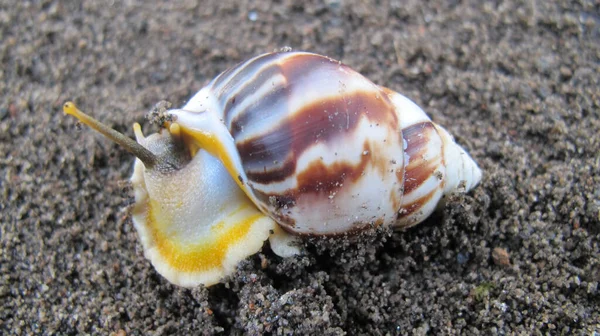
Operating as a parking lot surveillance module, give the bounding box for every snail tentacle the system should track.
[63,102,158,168]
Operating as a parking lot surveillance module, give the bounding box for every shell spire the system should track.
[383,89,482,228]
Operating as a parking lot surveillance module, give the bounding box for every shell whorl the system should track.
[185,52,406,235]
[385,89,482,228]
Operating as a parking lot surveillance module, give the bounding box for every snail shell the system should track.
[64,51,481,287]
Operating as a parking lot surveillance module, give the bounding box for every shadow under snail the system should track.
[63,51,482,287]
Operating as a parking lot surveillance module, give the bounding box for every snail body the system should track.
[64,51,481,287]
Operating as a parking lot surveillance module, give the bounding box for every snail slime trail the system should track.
[63,51,482,288]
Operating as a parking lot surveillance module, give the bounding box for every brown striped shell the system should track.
[169,51,482,236]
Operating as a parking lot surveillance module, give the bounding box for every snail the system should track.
[63,51,482,287]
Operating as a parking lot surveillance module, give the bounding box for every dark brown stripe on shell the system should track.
[214,53,278,100]
[228,84,289,138]
[278,53,338,85]
[403,159,440,195]
[401,122,442,195]
[226,53,337,135]
[252,142,375,230]
[294,142,371,195]
[252,142,372,202]
[397,188,437,219]
[225,64,286,130]
[239,90,397,184]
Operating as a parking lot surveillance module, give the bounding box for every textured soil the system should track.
[1,1,599,335]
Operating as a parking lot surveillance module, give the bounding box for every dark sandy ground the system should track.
[1,0,599,335]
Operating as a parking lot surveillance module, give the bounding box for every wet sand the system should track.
[1,1,599,334]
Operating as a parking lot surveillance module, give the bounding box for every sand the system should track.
[1,0,598,335]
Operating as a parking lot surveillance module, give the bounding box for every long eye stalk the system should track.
[63,101,158,168]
